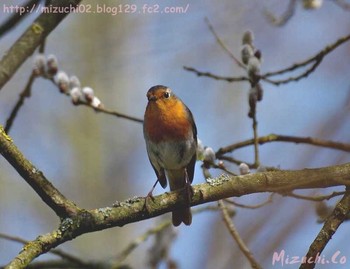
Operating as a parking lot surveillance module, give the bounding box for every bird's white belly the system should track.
[147,139,195,170]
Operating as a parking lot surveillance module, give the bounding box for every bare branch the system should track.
[262,33,350,85]
[264,0,297,26]
[0,233,88,267]
[4,161,350,267]
[218,155,279,171]
[5,74,36,133]
[0,0,41,38]
[216,134,350,157]
[280,191,346,202]
[75,101,143,124]
[185,34,350,86]
[0,0,82,90]
[224,193,274,209]
[218,200,262,269]
[299,191,350,269]
[183,66,249,82]
[252,110,260,167]
[204,17,246,69]
[0,126,80,217]
[113,221,172,267]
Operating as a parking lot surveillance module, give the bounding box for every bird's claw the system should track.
[142,191,155,213]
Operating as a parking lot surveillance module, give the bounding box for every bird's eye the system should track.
[164,91,170,98]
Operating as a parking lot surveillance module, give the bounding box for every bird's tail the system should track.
[167,169,192,226]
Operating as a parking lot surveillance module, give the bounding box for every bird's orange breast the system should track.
[144,98,192,143]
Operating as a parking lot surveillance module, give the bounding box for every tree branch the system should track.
[299,190,350,269]
[204,17,246,69]
[216,134,350,157]
[0,0,41,38]
[0,0,82,90]
[75,101,143,123]
[183,66,249,82]
[184,33,350,86]
[5,74,36,133]
[264,0,297,26]
[218,200,262,269]
[0,233,89,267]
[0,125,80,217]
[5,160,350,267]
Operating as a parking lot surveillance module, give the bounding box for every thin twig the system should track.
[204,17,246,69]
[112,204,232,268]
[331,0,350,10]
[5,74,36,133]
[262,33,350,80]
[224,193,274,209]
[202,160,237,176]
[264,0,297,26]
[218,200,263,269]
[280,191,346,202]
[252,112,260,167]
[185,34,350,86]
[216,133,350,157]
[264,56,322,85]
[183,66,249,82]
[76,101,143,123]
[218,155,279,171]
[113,221,171,267]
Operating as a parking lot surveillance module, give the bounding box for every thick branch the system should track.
[0,126,79,217]
[6,162,350,268]
[0,0,41,38]
[0,0,82,90]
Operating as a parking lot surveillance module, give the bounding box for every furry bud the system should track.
[54,71,70,93]
[32,54,46,76]
[242,30,254,46]
[91,96,103,108]
[82,87,95,103]
[203,147,216,163]
[303,0,323,9]
[46,54,58,76]
[239,163,250,175]
[70,87,82,105]
[247,57,261,83]
[241,44,254,65]
[69,75,81,89]
[196,139,205,161]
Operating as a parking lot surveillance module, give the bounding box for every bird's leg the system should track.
[184,169,194,205]
[143,178,159,212]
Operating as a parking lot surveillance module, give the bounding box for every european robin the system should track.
[143,85,197,226]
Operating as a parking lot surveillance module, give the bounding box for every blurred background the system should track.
[1,0,350,268]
